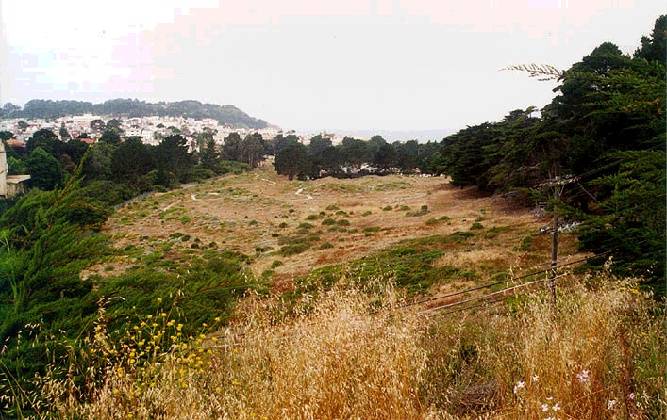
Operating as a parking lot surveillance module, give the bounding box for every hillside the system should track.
[100,165,580,293]
[0,99,270,129]
[48,168,667,418]
[0,14,664,419]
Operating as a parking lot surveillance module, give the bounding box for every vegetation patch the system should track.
[470,222,484,230]
[294,232,478,296]
[425,216,451,226]
[406,205,429,217]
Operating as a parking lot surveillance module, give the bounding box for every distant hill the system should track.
[0,99,270,129]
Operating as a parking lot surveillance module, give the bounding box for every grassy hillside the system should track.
[2,168,663,418]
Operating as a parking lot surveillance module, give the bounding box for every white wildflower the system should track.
[532,374,539,382]
[576,369,591,384]
[628,393,635,400]
[541,403,549,412]
[513,380,526,394]
[552,403,560,412]
[607,399,617,410]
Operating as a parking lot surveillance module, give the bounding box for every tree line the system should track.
[1,128,271,205]
[272,135,444,180]
[439,15,666,290]
[0,99,268,129]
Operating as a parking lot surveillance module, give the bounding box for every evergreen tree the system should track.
[222,132,243,161]
[25,147,63,190]
[275,142,311,180]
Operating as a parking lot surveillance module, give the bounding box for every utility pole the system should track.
[543,166,575,307]
[549,189,559,306]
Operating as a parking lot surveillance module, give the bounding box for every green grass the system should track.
[294,232,478,296]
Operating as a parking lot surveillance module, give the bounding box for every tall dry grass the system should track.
[41,277,665,419]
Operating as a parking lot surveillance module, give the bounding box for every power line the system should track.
[418,272,570,316]
[398,238,650,311]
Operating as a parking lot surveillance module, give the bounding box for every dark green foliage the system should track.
[25,147,63,190]
[438,16,666,288]
[99,250,256,334]
[271,134,301,155]
[222,132,243,161]
[272,133,444,180]
[154,135,193,186]
[26,129,60,155]
[241,133,264,168]
[201,135,219,171]
[2,99,268,128]
[634,15,666,63]
[275,142,311,180]
[99,129,122,145]
[278,242,311,256]
[110,137,154,188]
[7,156,26,175]
[575,151,666,292]
[0,180,109,382]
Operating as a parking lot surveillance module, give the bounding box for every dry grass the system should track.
[44,276,665,419]
[99,166,551,285]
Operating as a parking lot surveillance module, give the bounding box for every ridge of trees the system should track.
[0,99,269,129]
[272,134,444,180]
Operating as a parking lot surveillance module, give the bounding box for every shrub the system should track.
[406,205,429,217]
[278,242,310,256]
[363,226,381,234]
[470,222,484,230]
[319,242,334,250]
[322,218,336,225]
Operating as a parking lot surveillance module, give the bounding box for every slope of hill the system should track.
[0,99,270,129]
[32,167,667,418]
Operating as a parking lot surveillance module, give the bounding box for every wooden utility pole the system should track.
[549,196,559,306]
[543,166,574,307]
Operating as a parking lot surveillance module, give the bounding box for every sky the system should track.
[0,0,664,133]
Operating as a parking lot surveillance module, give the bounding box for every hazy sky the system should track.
[0,0,663,132]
